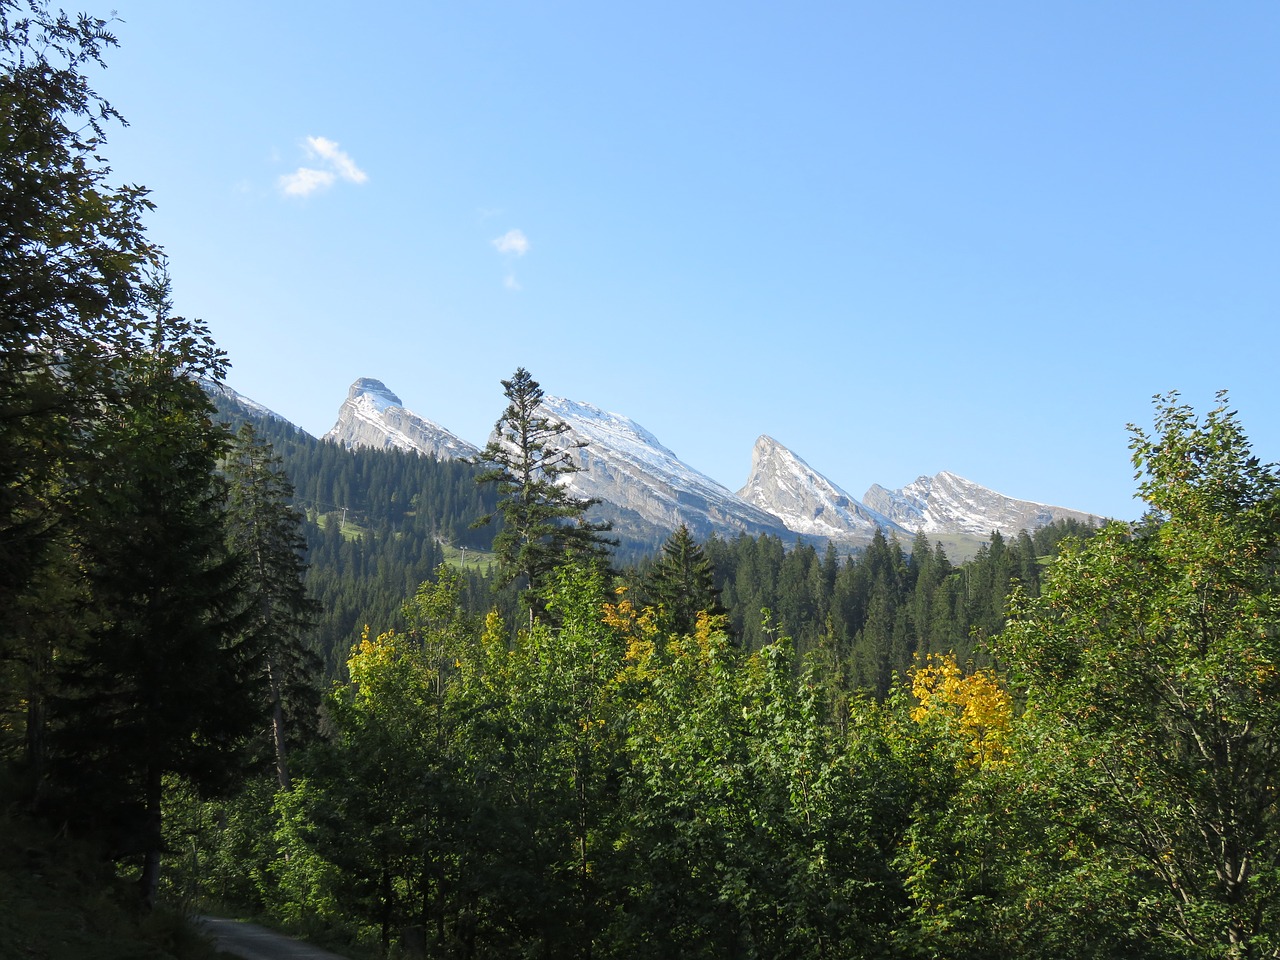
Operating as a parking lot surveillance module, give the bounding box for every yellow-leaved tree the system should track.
[909,654,1013,769]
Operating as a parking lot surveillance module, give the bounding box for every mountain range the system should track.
[234,377,1105,553]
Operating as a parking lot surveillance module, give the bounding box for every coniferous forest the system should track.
[3,5,1280,959]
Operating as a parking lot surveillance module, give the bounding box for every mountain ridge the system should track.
[324,377,480,461]
[281,377,1109,550]
[862,470,1102,539]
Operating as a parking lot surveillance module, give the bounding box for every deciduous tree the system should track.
[998,392,1280,959]
[0,0,156,772]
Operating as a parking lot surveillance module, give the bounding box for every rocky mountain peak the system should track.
[862,471,1105,538]
[324,378,479,461]
[535,398,792,543]
[737,435,905,544]
[346,377,403,408]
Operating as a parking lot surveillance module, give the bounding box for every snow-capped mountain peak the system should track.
[349,377,403,414]
[325,378,479,461]
[536,397,791,542]
[737,435,905,542]
[862,471,1104,538]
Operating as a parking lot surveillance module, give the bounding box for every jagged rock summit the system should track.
[737,435,906,544]
[324,378,479,461]
[537,396,793,543]
[862,470,1106,538]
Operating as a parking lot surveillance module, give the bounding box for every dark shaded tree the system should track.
[224,423,321,789]
[47,285,263,906]
[0,0,156,778]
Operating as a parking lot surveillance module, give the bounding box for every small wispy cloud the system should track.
[308,136,367,184]
[492,228,530,256]
[279,167,336,197]
[278,135,367,197]
[503,273,522,291]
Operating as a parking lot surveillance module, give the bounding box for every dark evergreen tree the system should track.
[47,289,263,906]
[474,367,613,620]
[643,523,724,636]
[223,424,321,789]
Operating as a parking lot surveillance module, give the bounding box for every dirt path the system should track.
[196,916,353,960]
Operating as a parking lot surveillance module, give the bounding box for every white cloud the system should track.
[279,167,336,197]
[277,135,367,197]
[492,228,530,256]
[305,136,367,184]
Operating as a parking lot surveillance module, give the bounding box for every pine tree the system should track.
[474,367,613,620]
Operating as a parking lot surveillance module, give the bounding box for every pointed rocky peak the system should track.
[527,398,791,542]
[863,471,1106,538]
[325,378,479,461]
[738,435,904,544]
[345,377,403,410]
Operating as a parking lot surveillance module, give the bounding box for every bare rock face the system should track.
[324,378,479,461]
[536,396,793,542]
[863,470,1106,538]
[737,435,905,545]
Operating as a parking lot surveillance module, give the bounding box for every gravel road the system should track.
[196,917,352,960]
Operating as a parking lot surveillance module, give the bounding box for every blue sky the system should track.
[94,2,1279,522]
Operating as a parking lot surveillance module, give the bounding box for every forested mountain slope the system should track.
[208,390,512,673]
[211,386,1098,679]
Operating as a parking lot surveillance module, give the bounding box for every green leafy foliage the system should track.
[997,393,1280,958]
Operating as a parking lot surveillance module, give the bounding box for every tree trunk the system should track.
[267,653,291,789]
[137,768,164,910]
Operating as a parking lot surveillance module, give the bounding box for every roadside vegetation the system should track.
[4,3,1279,958]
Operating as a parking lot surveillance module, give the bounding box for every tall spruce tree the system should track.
[47,284,262,907]
[644,523,724,636]
[475,367,613,620]
[224,424,321,789]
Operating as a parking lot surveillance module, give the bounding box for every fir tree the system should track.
[223,423,321,789]
[474,367,613,620]
[48,287,262,906]
[644,523,724,636]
